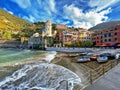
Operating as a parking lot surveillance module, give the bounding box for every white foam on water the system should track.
[44,51,57,63]
[0,63,81,90]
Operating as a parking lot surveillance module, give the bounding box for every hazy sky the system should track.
[0,0,120,29]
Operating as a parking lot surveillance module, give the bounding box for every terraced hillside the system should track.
[0,9,29,39]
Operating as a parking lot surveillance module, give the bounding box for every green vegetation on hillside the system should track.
[20,22,45,37]
[0,9,29,39]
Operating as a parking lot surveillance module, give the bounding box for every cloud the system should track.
[6,0,119,29]
[11,0,31,9]
[37,0,56,15]
[11,0,56,22]
[63,4,111,29]
[49,0,56,12]
[89,0,119,11]
[23,15,35,22]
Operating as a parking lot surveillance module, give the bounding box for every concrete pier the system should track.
[85,63,120,90]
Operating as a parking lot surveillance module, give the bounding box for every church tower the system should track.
[45,20,52,37]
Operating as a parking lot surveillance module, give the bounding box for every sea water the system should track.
[0,49,81,90]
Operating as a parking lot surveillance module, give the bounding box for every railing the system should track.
[53,58,119,90]
[79,60,119,90]
[59,60,120,90]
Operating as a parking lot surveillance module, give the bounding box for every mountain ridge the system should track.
[88,20,120,31]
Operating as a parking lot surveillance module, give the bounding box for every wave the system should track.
[0,63,81,90]
[44,51,57,63]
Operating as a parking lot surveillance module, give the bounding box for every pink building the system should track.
[60,29,79,45]
[91,25,120,47]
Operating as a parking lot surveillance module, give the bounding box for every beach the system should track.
[51,51,120,89]
[0,48,119,89]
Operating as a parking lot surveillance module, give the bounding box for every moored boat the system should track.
[77,56,90,63]
[69,53,79,57]
[97,55,108,63]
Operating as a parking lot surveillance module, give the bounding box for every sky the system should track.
[0,0,120,29]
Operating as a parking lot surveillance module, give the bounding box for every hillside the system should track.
[88,21,120,31]
[0,9,29,34]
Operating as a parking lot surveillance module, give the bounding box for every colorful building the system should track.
[60,29,79,46]
[79,29,91,42]
[91,25,120,47]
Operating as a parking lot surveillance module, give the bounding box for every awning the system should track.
[117,44,120,46]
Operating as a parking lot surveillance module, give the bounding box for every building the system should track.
[79,29,91,42]
[28,20,53,49]
[91,25,120,47]
[55,24,67,30]
[61,29,79,46]
[42,20,52,37]
[28,33,45,49]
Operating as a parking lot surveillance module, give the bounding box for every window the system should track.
[104,39,107,42]
[108,39,111,42]
[114,38,117,41]
[104,34,107,37]
[101,36,103,39]
[97,41,99,43]
[108,33,112,37]
[114,32,117,35]
[115,28,117,30]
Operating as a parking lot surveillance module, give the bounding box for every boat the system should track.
[100,53,115,60]
[77,56,90,62]
[69,53,79,57]
[115,53,120,60]
[90,55,99,61]
[79,52,87,56]
[97,55,108,63]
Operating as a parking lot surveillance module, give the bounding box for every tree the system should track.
[2,31,12,39]
[65,42,72,47]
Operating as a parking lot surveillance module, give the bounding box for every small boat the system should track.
[97,55,108,63]
[69,53,79,57]
[79,52,87,56]
[115,53,120,60]
[90,55,99,61]
[77,56,90,62]
[100,53,115,60]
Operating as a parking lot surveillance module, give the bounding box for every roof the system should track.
[42,28,46,32]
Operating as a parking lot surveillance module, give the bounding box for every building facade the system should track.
[28,20,53,49]
[79,30,91,42]
[91,25,120,47]
[60,29,79,46]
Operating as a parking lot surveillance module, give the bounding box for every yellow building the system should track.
[79,30,91,41]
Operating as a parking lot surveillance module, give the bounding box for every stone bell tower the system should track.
[45,19,52,37]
